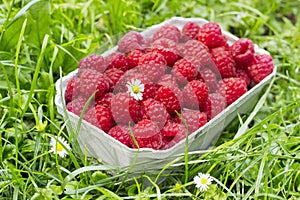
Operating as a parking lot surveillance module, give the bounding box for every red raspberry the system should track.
[230,38,255,68]
[197,68,219,92]
[78,54,107,74]
[152,38,178,50]
[172,58,198,86]
[178,39,213,70]
[143,83,158,100]
[79,69,110,100]
[178,39,209,58]
[131,119,162,150]
[216,77,248,105]
[182,22,201,40]
[157,74,178,88]
[236,68,251,86]
[108,125,132,147]
[138,51,167,66]
[139,63,166,83]
[155,85,182,115]
[105,52,129,72]
[110,93,142,124]
[152,25,181,42]
[161,121,185,137]
[141,98,170,129]
[104,68,124,90]
[84,105,114,133]
[96,92,113,109]
[127,49,144,68]
[66,96,92,116]
[211,47,237,78]
[246,54,274,84]
[65,77,80,103]
[182,80,209,110]
[118,31,144,53]
[151,38,179,66]
[198,22,227,49]
[161,122,186,149]
[202,93,226,120]
[174,109,207,133]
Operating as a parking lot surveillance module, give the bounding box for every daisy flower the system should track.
[193,173,213,192]
[49,136,71,158]
[126,79,144,101]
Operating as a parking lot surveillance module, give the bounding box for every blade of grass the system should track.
[14,18,27,108]
[21,34,49,118]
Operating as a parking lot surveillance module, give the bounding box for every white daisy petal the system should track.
[49,136,71,158]
[193,173,213,192]
[126,79,145,101]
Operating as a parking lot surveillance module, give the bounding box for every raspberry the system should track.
[216,77,248,105]
[138,51,167,66]
[84,105,114,133]
[78,54,107,74]
[143,83,158,100]
[161,122,186,149]
[178,39,213,70]
[152,38,178,50]
[174,109,207,133]
[151,38,179,66]
[198,22,227,49]
[141,98,170,129]
[79,69,110,100]
[131,119,162,150]
[118,31,144,53]
[127,49,144,68]
[182,22,201,40]
[202,93,226,120]
[139,63,166,83]
[157,74,178,88]
[105,52,129,72]
[172,58,198,86]
[182,80,209,110]
[236,68,251,86]
[211,47,237,78]
[66,96,92,116]
[155,85,182,115]
[182,80,208,109]
[104,68,124,90]
[197,68,219,92]
[108,125,132,147]
[96,92,113,109]
[65,77,80,103]
[110,93,142,124]
[178,39,209,59]
[161,121,185,137]
[246,54,274,84]
[152,25,181,42]
[230,38,255,68]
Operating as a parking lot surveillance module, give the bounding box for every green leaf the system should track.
[25,0,51,48]
[49,185,63,195]
[0,0,50,51]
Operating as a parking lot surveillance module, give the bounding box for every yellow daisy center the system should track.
[132,85,140,94]
[56,143,64,151]
[201,178,208,184]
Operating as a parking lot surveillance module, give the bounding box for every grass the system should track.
[0,0,300,199]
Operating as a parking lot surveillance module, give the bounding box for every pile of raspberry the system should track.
[64,21,274,150]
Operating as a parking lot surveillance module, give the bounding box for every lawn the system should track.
[0,0,300,199]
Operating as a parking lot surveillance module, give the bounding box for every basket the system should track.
[55,17,276,172]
